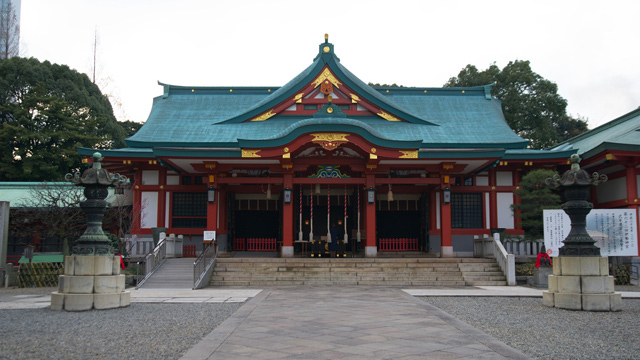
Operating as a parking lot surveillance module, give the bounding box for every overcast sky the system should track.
[19,0,640,129]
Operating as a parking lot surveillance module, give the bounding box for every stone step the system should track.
[461,271,505,276]
[208,257,505,287]
[465,280,508,286]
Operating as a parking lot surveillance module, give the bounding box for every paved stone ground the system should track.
[182,287,530,359]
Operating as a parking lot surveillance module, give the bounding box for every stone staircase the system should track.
[209,257,506,286]
[139,257,194,289]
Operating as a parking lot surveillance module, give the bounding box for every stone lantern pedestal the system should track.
[542,257,621,311]
[51,255,130,311]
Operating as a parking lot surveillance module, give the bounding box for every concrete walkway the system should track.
[181,287,531,360]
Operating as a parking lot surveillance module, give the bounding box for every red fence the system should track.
[379,238,419,251]
[234,238,246,251]
[183,245,196,257]
[247,238,277,251]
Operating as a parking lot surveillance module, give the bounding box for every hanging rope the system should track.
[298,184,303,241]
[310,184,314,243]
[357,185,361,244]
[344,184,348,243]
[327,183,331,242]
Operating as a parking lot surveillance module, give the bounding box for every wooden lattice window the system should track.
[172,192,207,228]
[451,193,483,229]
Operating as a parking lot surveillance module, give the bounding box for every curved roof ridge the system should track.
[333,60,438,124]
[216,37,439,125]
[239,117,422,143]
[229,60,320,116]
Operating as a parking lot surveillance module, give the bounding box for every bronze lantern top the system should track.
[545,154,607,189]
[65,152,127,187]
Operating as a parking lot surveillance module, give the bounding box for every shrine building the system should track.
[82,35,623,258]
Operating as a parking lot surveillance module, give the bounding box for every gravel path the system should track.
[0,299,242,360]
[422,296,640,360]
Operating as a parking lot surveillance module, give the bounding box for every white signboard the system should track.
[543,209,638,257]
[203,231,216,242]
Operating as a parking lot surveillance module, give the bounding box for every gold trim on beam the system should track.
[250,109,275,122]
[311,68,343,89]
[377,110,401,122]
[350,94,360,103]
[311,133,350,143]
[310,133,350,151]
[399,150,418,159]
[241,149,261,158]
[294,93,304,103]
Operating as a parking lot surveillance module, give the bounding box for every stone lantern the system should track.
[65,152,128,255]
[545,154,607,256]
[51,153,131,311]
[542,154,621,311]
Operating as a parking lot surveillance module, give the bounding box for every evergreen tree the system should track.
[512,169,562,240]
[0,57,126,181]
[445,60,589,149]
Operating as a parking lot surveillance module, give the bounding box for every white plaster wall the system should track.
[142,170,159,185]
[140,192,158,228]
[485,193,490,229]
[496,171,513,186]
[596,177,627,203]
[497,192,515,229]
[166,175,179,185]
[476,176,489,186]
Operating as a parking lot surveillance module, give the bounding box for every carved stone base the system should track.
[542,257,621,311]
[51,255,130,311]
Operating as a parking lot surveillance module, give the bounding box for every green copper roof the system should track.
[503,148,576,160]
[121,38,536,153]
[552,107,640,158]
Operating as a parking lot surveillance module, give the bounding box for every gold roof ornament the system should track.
[241,149,261,158]
[312,68,342,89]
[250,109,275,122]
[377,110,401,122]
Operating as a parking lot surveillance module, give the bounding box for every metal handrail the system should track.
[193,241,217,289]
[136,239,167,289]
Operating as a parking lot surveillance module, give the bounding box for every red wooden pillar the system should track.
[440,178,453,257]
[626,164,640,251]
[206,175,218,234]
[282,170,294,257]
[365,172,377,257]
